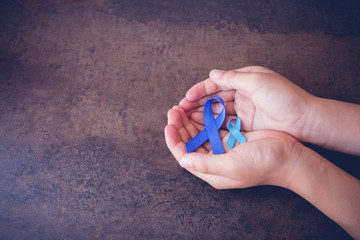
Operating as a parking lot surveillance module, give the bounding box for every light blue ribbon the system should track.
[226,117,246,149]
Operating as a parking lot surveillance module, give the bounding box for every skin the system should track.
[164,66,360,239]
[179,66,360,155]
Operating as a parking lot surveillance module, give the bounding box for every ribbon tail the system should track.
[238,133,246,144]
[205,122,224,154]
[209,135,224,154]
[226,135,236,149]
[185,129,208,153]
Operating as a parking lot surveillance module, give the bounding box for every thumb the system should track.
[179,152,233,175]
[209,69,265,95]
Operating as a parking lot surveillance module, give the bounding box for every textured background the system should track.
[1,0,359,239]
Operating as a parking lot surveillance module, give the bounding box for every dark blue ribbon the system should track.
[185,97,225,154]
[226,117,246,149]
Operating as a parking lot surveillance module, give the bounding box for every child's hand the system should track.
[164,106,302,189]
[164,105,360,239]
[167,66,360,238]
[179,66,314,142]
[180,66,360,155]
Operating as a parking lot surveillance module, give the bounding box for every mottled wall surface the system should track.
[0,0,359,239]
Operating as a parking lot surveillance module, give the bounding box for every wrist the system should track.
[285,142,332,198]
[300,96,329,145]
[284,143,360,239]
[275,141,311,190]
[261,137,308,189]
[301,96,360,154]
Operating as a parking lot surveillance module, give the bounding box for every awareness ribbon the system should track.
[226,117,246,149]
[185,97,225,154]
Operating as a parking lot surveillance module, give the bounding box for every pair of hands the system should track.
[165,66,314,190]
[165,67,360,238]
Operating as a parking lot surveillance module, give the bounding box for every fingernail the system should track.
[209,69,224,79]
[180,157,192,169]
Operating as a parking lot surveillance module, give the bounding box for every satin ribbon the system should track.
[226,117,246,149]
[185,97,225,154]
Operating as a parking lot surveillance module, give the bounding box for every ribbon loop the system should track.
[226,117,246,149]
[185,97,225,154]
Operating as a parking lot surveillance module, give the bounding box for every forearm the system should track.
[304,96,360,155]
[287,146,360,239]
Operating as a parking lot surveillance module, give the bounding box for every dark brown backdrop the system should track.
[1,0,359,239]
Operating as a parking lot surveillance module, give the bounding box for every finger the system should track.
[234,66,274,73]
[164,124,211,162]
[188,101,236,116]
[177,130,296,189]
[178,133,252,189]
[185,78,222,102]
[184,66,273,103]
[166,126,244,189]
[167,108,207,155]
[173,106,208,153]
[179,130,269,176]
[167,108,194,145]
[179,151,239,177]
[164,125,186,162]
[180,90,235,112]
[167,108,182,127]
[173,106,199,139]
[188,117,205,132]
[176,130,250,189]
[190,111,238,130]
[209,69,270,96]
